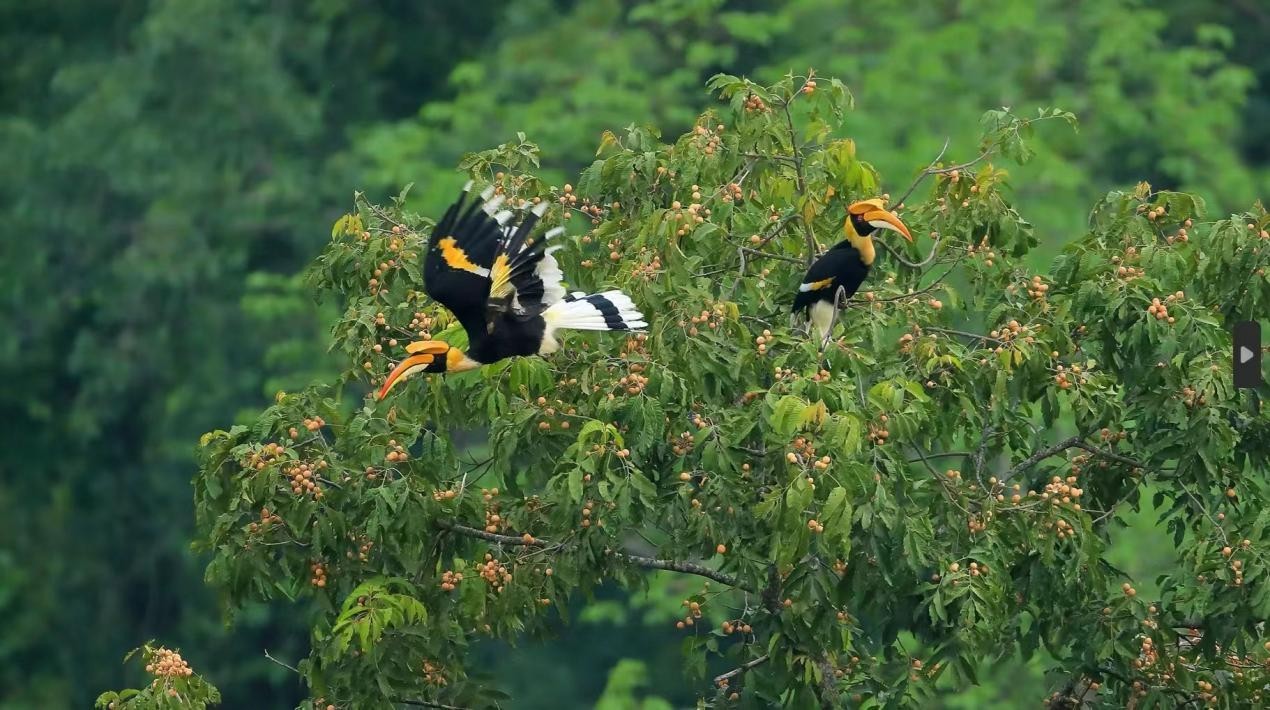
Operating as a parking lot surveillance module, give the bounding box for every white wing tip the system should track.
[543,226,566,240]
[493,209,514,225]
[479,185,496,201]
[532,201,550,217]
[481,194,506,215]
[463,180,475,193]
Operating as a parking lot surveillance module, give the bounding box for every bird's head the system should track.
[845,198,912,242]
[376,341,480,399]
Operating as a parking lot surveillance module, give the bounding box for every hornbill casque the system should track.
[793,198,912,343]
[377,183,647,398]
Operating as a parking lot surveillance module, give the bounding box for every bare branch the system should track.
[395,699,468,710]
[263,649,299,675]
[1070,442,1147,471]
[434,520,753,592]
[739,246,805,264]
[1004,436,1081,481]
[890,136,1001,210]
[876,234,942,269]
[714,655,770,684]
[889,137,950,208]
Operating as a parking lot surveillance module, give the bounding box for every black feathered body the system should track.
[792,241,871,314]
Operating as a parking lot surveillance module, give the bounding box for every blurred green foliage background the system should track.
[1,0,1265,706]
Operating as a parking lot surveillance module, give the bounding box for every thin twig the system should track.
[926,327,1004,344]
[876,234,942,269]
[434,520,753,591]
[889,137,950,208]
[780,98,818,266]
[263,649,299,675]
[739,246,805,264]
[395,699,467,710]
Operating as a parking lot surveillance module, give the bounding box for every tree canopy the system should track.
[181,71,1270,708]
[3,1,1268,708]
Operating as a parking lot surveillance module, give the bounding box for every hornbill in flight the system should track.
[793,198,912,343]
[377,183,647,399]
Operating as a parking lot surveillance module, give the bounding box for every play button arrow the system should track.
[1234,321,1262,388]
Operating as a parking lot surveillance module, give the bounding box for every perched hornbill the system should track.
[377,183,647,398]
[793,198,912,343]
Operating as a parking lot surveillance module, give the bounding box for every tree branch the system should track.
[434,520,753,592]
[889,137,950,208]
[875,234,942,269]
[263,649,299,675]
[813,655,841,709]
[1070,442,1147,471]
[1004,436,1081,481]
[890,138,997,209]
[713,654,770,684]
[395,699,467,710]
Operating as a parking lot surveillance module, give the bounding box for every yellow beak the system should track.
[861,208,912,242]
[377,341,450,399]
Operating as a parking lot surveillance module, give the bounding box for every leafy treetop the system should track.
[194,71,1270,708]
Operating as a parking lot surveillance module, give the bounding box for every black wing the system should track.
[484,203,566,324]
[792,244,870,312]
[423,184,507,341]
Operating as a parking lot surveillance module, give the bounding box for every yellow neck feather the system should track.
[843,219,875,266]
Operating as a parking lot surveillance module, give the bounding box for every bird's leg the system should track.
[818,286,849,357]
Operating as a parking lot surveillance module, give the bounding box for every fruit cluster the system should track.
[145,647,193,678]
[754,330,772,355]
[617,366,649,396]
[310,561,328,588]
[1147,292,1184,324]
[1053,362,1086,390]
[477,553,512,592]
[385,439,409,463]
[692,124,724,156]
[348,537,372,563]
[405,310,436,341]
[244,442,287,471]
[1026,275,1049,301]
[785,436,819,463]
[421,659,447,687]
[675,598,704,629]
[670,430,696,456]
[282,460,327,499]
[965,235,997,267]
[631,248,664,280]
[1180,385,1207,408]
[618,332,649,359]
[248,507,282,534]
[990,319,1035,353]
[1040,475,1084,509]
[439,569,463,592]
[867,418,891,446]
[743,93,769,113]
[682,305,725,336]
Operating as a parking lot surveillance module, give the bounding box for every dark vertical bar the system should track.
[1233,321,1262,389]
